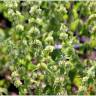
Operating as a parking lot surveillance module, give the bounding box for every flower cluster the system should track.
[0,1,96,95]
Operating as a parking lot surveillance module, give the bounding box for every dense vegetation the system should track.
[0,1,96,95]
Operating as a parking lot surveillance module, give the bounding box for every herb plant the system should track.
[0,1,96,95]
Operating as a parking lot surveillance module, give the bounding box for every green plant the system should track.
[0,1,96,95]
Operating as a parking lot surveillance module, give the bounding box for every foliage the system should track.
[0,1,96,95]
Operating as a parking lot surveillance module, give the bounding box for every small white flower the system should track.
[29,6,37,14]
[82,76,89,82]
[28,72,32,77]
[55,44,62,49]
[8,9,15,16]
[41,82,46,88]
[59,76,64,82]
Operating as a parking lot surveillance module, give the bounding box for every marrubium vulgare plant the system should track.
[0,1,96,95]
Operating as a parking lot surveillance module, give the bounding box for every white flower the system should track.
[29,6,38,14]
[8,9,15,16]
[82,77,89,82]
[55,44,62,49]
[41,82,46,88]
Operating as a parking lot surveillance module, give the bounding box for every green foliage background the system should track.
[0,1,96,95]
